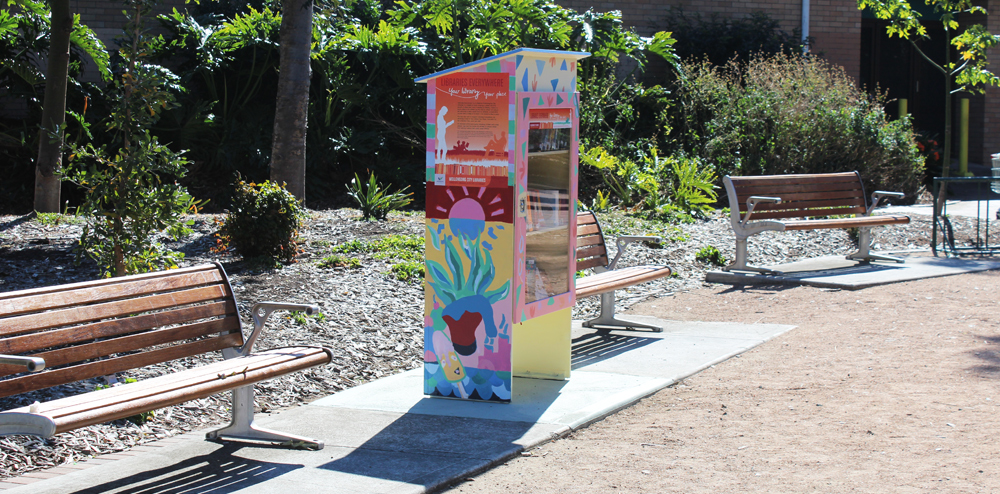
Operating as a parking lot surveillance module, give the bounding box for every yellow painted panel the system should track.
[512,307,571,380]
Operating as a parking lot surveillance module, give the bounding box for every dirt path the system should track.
[445,271,1000,493]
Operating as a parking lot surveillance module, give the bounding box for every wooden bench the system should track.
[722,171,910,273]
[0,263,332,449]
[574,211,673,332]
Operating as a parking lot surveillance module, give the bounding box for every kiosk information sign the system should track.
[417,48,589,402]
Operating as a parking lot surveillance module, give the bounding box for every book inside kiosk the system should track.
[417,48,589,402]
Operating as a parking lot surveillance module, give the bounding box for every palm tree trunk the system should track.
[33,0,72,213]
[270,0,313,203]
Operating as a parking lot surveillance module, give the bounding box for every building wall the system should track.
[983,2,1000,165]
[555,0,861,81]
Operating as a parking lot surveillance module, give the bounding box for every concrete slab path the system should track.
[706,252,1000,290]
[0,319,793,494]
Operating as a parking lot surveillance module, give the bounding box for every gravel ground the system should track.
[0,204,982,480]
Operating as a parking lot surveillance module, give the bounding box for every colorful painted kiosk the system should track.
[417,48,590,402]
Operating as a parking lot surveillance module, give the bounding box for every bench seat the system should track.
[575,265,674,299]
[575,212,672,332]
[722,171,910,273]
[0,263,333,449]
[1,346,331,437]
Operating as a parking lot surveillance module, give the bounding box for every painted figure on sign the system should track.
[436,106,455,164]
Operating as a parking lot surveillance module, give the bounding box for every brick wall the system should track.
[556,0,860,81]
[983,5,1000,165]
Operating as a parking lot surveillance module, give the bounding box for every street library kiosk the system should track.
[417,48,590,402]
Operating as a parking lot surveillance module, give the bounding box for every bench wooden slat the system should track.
[576,234,604,248]
[745,206,869,221]
[0,301,237,356]
[576,258,607,271]
[749,198,867,212]
[576,266,672,299]
[782,215,910,230]
[733,182,864,199]
[577,213,599,226]
[30,347,324,419]
[735,189,868,208]
[0,333,242,399]
[0,318,241,378]
[0,265,224,315]
[728,171,860,186]
[1,285,231,337]
[49,347,332,433]
[577,223,601,236]
[576,244,608,261]
[5,350,297,418]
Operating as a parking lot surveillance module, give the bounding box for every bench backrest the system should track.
[725,171,869,221]
[0,263,243,399]
[576,211,609,271]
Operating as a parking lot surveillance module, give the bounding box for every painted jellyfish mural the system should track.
[424,196,513,401]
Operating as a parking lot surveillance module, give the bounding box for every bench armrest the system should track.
[742,196,782,226]
[0,355,45,373]
[868,191,905,215]
[608,236,662,270]
[240,302,321,356]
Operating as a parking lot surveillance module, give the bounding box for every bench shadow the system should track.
[571,330,658,370]
[967,334,1000,379]
[68,444,303,494]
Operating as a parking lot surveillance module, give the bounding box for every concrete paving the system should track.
[706,252,1000,290]
[1,318,794,494]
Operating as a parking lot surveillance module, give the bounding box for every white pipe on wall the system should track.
[802,0,811,53]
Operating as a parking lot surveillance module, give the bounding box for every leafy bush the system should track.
[346,172,413,221]
[63,0,197,278]
[665,53,924,199]
[695,245,726,266]
[580,146,717,222]
[390,261,423,282]
[217,180,305,262]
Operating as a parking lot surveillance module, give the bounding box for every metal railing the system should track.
[932,176,1000,255]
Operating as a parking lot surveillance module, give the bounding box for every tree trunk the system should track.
[270,0,312,203]
[34,0,73,213]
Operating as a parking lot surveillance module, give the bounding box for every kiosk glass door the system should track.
[524,109,572,303]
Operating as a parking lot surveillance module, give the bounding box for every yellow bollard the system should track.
[898,98,908,119]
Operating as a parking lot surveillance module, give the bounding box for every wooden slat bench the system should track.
[722,171,910,273]
[0,262,332,449]
[575,211,673,332]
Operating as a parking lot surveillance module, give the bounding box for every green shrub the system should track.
[63,0,198,278]
[317,254,361,269]
[346,172,413,221]
[695,245,727,266]
[581,146,717,222]
[665,53,924,200]
[332,234,423,261]
[217,180,305,262]
[390,261,423,283]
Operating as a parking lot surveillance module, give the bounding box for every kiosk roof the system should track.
[415,48,590,83]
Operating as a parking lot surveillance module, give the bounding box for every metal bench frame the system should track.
[722,172,910,274]
[575,211,673,332]
[0,263,331,449]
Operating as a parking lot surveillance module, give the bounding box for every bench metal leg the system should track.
[582,292,662,332]
[206,386,324,450]
[722,237,780,274]
[846,227,904,264]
